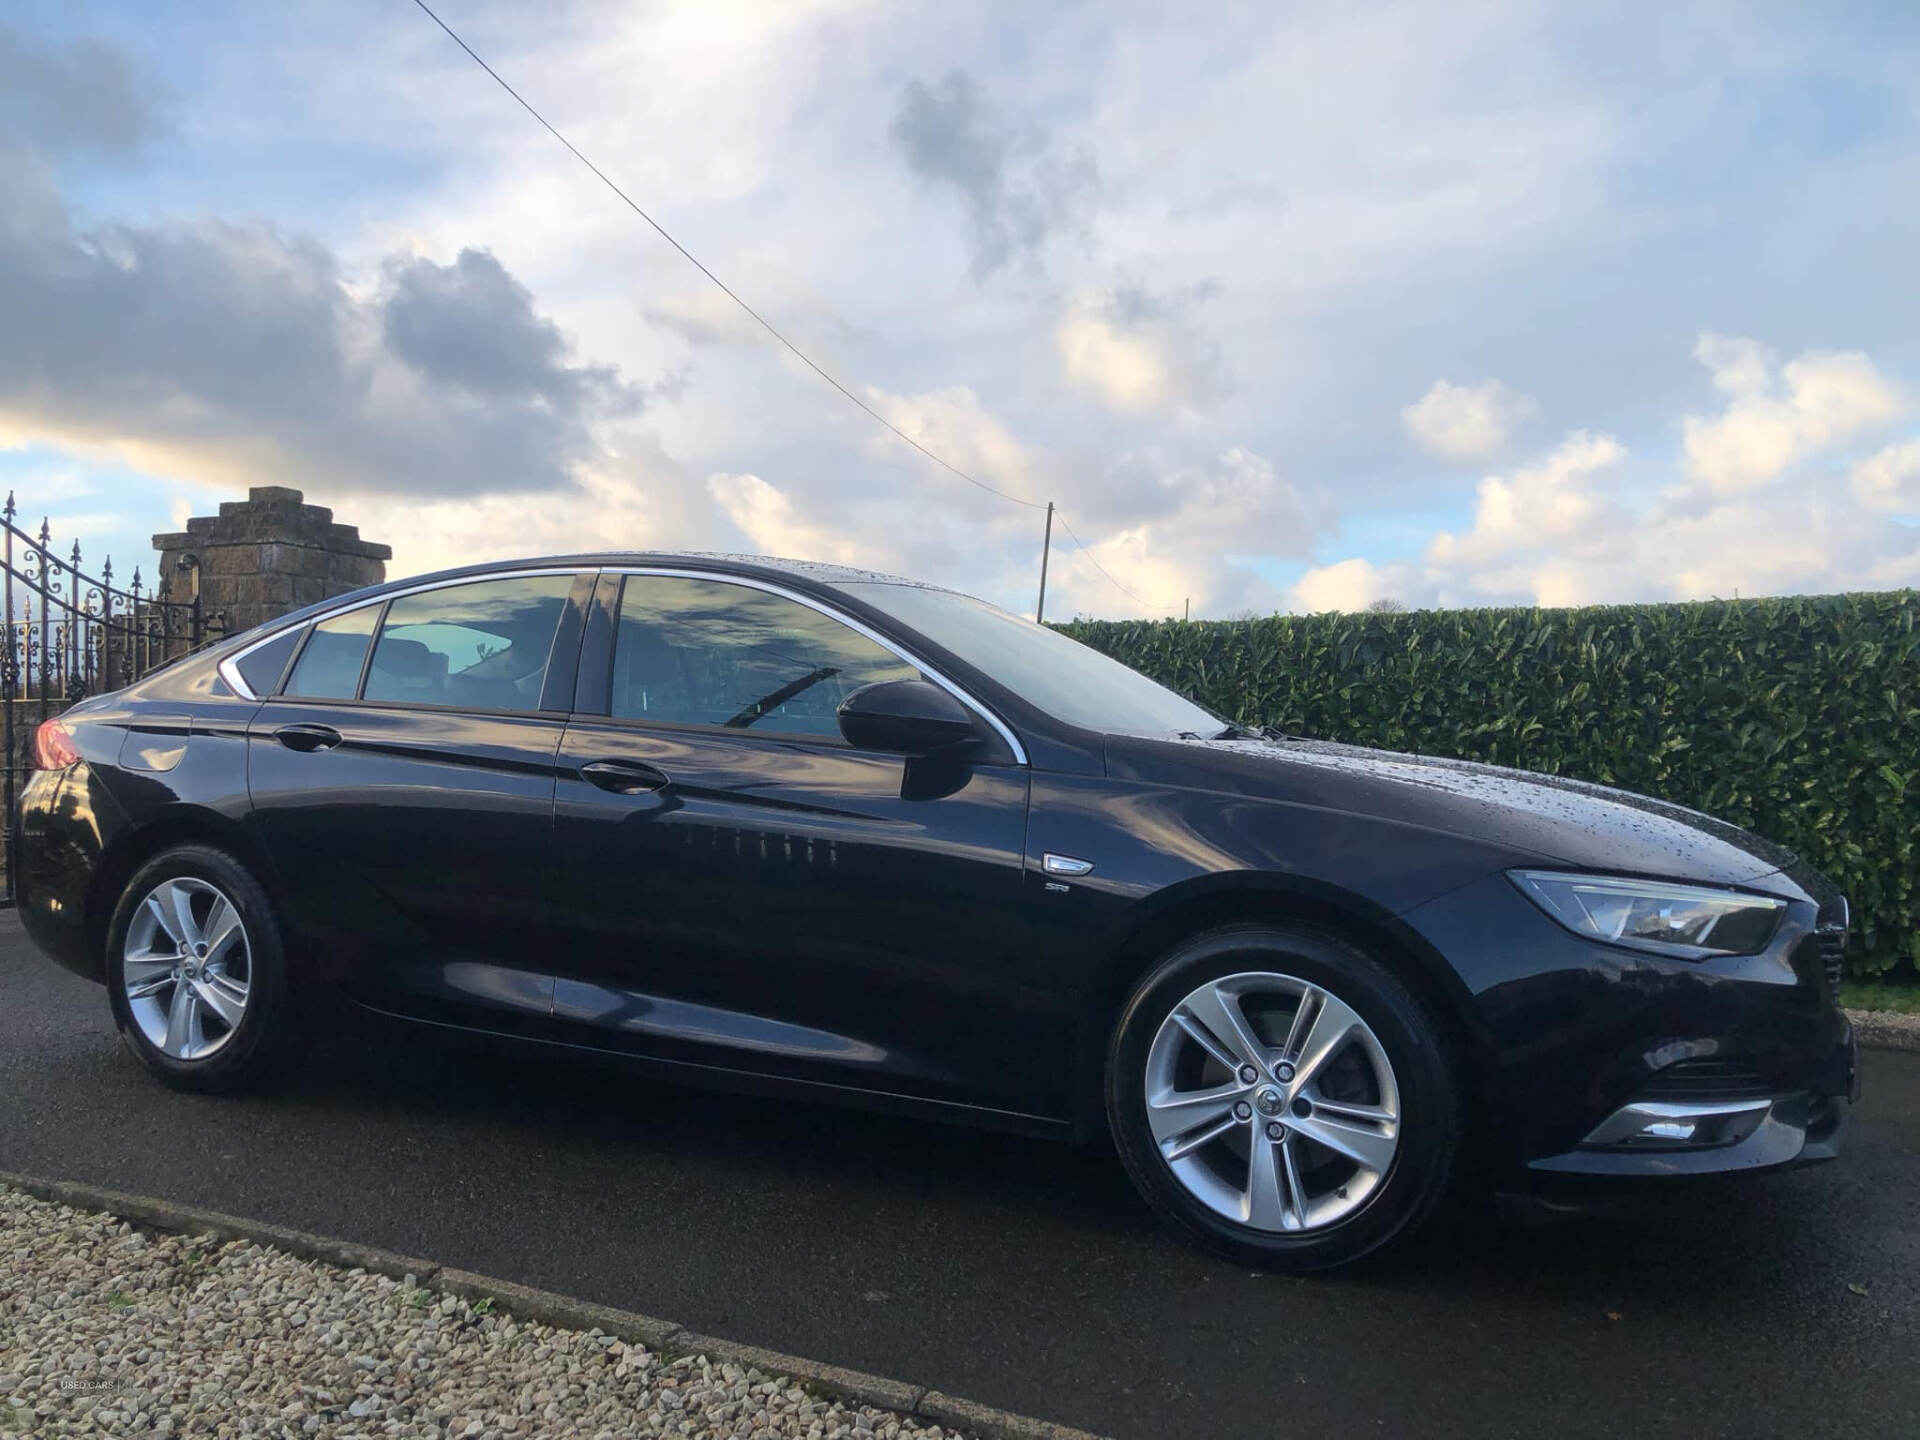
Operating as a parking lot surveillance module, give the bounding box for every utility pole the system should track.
[1034,501,1055,623]
[1184,597,1190,621]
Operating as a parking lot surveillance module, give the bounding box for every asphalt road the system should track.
[5,913,1917,1440]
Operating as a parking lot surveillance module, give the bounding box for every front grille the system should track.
[1817,925,1847,993]
[1639,1058,1773,1101]
[1811,893,1850,993]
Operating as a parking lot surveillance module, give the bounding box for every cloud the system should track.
[382,249,635,414]
[1057,282,1225,415]
[640,287,771,349]
[1287,557,1414,614]
[17,7,1920,625]
[1415,417,1906,608]
[861,383,1046,504]
[1401,378,1537,462]
[1682,335,1905,494]
[1426,431,1627,578]
[0,25,166,159]
[690,371,1314,620]
[852,385,1313,614]
[1292,337,1920,611]
[1852,439,1920,513]
[335,430,711,580]
[1043,448,1310,617]
[890,69,1098,278]
[0,141,640,501]
[707,471,865,565]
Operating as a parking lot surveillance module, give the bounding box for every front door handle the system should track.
[274,723,342,753]
[579,759,670,795]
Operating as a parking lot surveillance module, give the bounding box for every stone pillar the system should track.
[151,486,392,635]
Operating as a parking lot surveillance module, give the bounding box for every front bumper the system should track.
[1535,1013,1857,1175]
[1402,870,1857,1182]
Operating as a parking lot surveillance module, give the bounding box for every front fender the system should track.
[1022,770,1532,1135]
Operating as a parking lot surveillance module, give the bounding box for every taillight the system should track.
[31,718,80,770]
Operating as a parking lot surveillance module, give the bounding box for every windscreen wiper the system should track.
[726,666,841,728]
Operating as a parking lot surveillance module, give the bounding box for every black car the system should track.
[18,554,1857,1270]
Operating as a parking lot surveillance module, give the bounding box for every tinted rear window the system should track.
[283,604,380,699]
[363,575,574,711]
[233,628,303,697]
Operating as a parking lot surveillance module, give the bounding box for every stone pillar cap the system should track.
[152,487,391,561]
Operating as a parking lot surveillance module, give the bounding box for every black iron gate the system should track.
[2,494,228,904]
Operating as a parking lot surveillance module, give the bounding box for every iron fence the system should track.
[3,494,228,903]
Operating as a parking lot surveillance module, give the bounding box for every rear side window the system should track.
[282,605,380,699]
[363,574,574,712]
[233,628,302,697]
[611,575,921,737]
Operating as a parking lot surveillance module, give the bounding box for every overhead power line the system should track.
[1056,513,1158,611]
[408,0,1188,614]
[408,0,1037,511]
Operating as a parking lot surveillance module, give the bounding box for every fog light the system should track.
[1642,1119,1698,1143]
[1582,1098,1772,1150]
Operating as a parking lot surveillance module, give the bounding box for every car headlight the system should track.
[1510,871,1786,957]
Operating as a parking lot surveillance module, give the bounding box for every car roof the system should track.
[378,551,944,592]
[212,551,958,650]
[561,551,943,589]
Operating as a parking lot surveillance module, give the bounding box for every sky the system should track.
[4,0,1920,620]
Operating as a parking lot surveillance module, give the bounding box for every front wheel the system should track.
[1107,923,1461,1271]
[105,844,292,1093]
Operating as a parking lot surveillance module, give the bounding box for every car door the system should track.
[245,569,592,1031]
[548,570,1054,1117]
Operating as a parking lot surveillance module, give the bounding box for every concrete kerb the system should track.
[0,1170,1107,1440]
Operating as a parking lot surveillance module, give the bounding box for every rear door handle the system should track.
[274,723,342,753]
[579,759,670,794]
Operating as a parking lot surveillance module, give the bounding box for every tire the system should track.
[1107,923,1460,1271]
[104,844,292,1093]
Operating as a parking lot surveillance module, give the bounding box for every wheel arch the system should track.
[1083,873,1495,1139]
[85,808,280,972]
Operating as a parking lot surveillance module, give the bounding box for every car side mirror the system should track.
[837,679,978,756]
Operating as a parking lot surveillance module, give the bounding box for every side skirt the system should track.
[336,995,1080,1144]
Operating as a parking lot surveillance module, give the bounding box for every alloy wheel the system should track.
[121,876,252,1060]
[1143,970,1401,1233]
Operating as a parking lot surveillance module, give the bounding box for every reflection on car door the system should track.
[548,573,1057,1119]
[245,570,591,1030]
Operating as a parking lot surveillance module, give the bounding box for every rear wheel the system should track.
[105,845,291,1093]
[1108,923,1460,1270]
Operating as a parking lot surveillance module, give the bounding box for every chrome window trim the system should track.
[608,566,1029,766]
[214,564,1029,766]
[215,654,254,698]
[215,567,592,702]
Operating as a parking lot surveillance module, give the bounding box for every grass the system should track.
[1839,980,1920,1015]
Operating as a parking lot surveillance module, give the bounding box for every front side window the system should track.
[611,576,921,737]
[282,604,380,699]
[363,574,575,711]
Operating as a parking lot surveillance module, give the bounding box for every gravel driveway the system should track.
[1,1185,967,1440]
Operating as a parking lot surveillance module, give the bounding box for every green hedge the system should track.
[1059,592,1920,979]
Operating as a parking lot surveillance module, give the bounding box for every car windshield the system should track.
[840,582,1226,737]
